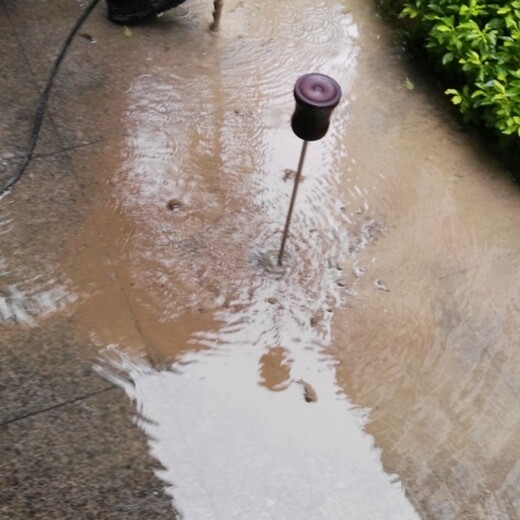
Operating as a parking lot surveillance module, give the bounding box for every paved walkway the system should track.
[0,0,178,517]
[1,0,519,518]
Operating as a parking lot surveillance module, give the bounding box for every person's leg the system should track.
[209,0,223,31]
[106,0,187,25]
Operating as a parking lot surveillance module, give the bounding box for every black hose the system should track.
[0,0,101,196]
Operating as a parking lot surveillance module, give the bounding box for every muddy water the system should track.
[3,0,520,517]
[82,0,423,516]
[89,0,423,516]
[84,0,520,517]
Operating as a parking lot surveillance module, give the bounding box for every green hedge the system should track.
[378,0,520,173]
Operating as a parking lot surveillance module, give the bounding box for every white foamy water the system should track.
[0,280,77,326]
[97,273,420,520]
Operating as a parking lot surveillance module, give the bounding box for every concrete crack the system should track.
[0,385,116,428]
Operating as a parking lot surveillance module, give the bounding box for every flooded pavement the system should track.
[90,1,421,516]
[2,0,520,518]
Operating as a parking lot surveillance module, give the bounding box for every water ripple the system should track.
[92,0,414,517]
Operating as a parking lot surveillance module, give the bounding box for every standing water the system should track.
[90,0,420,517]
[2,0,516,517]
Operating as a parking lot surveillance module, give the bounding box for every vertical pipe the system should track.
[277,140,308,266]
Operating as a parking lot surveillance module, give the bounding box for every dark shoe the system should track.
[106,0,188,25]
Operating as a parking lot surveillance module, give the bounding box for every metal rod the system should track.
[278,140,308,266]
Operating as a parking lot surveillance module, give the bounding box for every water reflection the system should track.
[100,0,364,347]
[98,266,420,519]
[93,0,420,516]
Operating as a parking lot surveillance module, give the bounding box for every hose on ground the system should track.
[0,0,101,197]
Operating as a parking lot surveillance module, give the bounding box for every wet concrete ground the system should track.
[1,0,520,518]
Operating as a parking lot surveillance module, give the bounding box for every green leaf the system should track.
[442,52,454,65]
[446,88,462,105]
[123,26,133,38]
[451,95,463,105]
[401,6,419,18]
[405,77,416,91]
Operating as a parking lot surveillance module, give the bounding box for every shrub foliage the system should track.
[391,0,520,146]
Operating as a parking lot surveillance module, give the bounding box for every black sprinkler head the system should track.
[291,73,342,141]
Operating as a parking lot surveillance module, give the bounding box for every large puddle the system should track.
[90,0,423,516]
[3,0,520,518]
[88,0,421,516]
